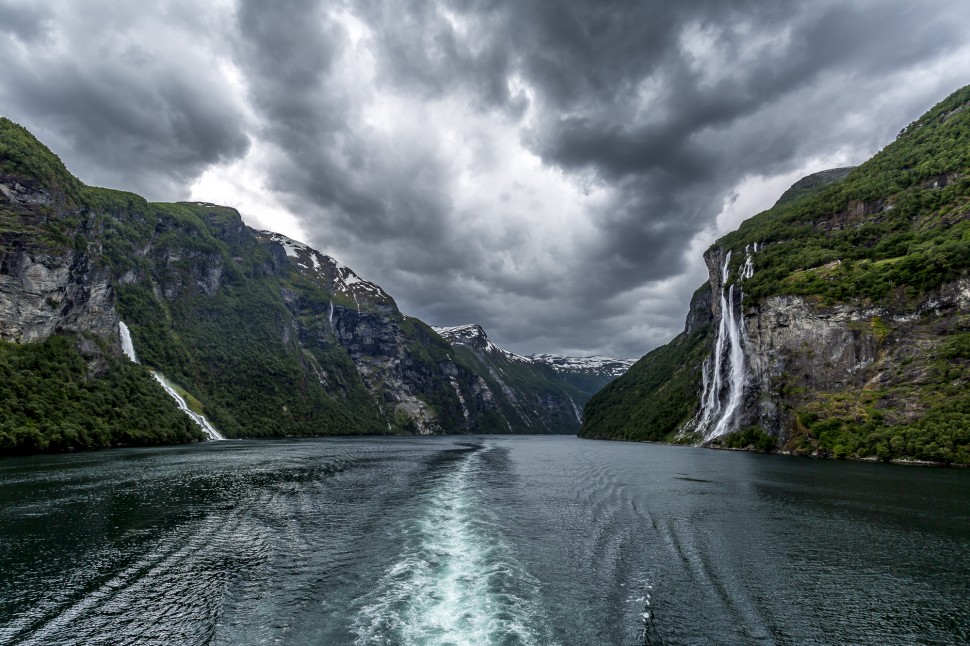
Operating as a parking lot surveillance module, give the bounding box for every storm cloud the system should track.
[2,0,969,357]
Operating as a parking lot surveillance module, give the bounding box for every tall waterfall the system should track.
[119,321,139,363]
[118,322,225,441]
[694,244,757,441]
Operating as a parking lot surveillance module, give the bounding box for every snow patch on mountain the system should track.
[530,354,636,377]
[258,231,390,302]
[433,324,634,377]
[433,324,500,353]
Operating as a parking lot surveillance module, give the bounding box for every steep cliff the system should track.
[581,85,970,464]
[0,117,630,453]
[0,119,203,452]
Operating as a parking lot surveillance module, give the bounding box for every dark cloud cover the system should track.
[2,0,969,357]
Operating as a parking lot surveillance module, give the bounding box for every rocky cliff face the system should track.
[686,241,969,445]
[742,277,970,435]
[254,232,596,435]
[0,161,119,374]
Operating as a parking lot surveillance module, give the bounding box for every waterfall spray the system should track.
[119,322,139,363]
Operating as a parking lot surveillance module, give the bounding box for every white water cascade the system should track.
[118,322,225,441]
[695,244,758,441]
[119,321,138,363]
[151,373,226,441]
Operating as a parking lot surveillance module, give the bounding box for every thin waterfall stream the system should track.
[119,322,225,441]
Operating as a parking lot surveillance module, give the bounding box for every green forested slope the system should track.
[724,86,970,305]
[581,85,970,463]
[0,336,201,453]
[581,331,709,442]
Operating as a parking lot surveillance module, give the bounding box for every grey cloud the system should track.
[0,1,51,42]
[3,0,968,358]
[355,0,518,112]
[332,0,969,356]
[0,2,250,199]
[235,0,460,241]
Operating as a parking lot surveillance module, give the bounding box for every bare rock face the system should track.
[332,306,445,434]
[0,180,118,351]
[684,282,713,334]
[742,297,881,434]
[748,298,881,387]
[737,278,970,438]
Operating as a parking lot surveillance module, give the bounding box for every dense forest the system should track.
[0,336,201,454]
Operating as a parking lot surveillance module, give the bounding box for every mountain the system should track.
[433,323,634,433]
[581,85,970,464]
[0,118,629,454]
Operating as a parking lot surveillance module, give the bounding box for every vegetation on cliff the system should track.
[0,118,80,208]
[0,336,202,454]
[723,85,970,306]
[581,85,970,464]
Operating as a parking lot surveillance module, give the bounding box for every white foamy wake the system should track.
[352,450,555,646]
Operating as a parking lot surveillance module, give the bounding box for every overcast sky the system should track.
[2,0,969,358]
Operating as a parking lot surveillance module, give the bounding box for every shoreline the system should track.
[578,433,970,468]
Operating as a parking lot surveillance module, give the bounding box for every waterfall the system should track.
[694,245,756,441]
[118,321,225,441]
[696,251,732,432]
[742,243,755,279]
[119,322,139,363]
[151,373,226,441]
[328,301,334,326]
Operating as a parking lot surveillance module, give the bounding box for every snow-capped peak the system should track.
[433,323,634,377]
[257,230,391,303]
[432,324,499,353]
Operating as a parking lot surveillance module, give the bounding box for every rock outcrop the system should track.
[434,323,633,433]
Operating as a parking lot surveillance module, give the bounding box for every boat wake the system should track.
[351,447,555,646]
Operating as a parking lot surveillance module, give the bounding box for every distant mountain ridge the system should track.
[433,323,633,376]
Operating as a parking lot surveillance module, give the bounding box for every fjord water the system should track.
[1,437,968,645]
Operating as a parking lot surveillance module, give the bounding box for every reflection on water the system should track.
[1,437,968,645]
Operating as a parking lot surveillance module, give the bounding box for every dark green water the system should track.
[1,436,968,645]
